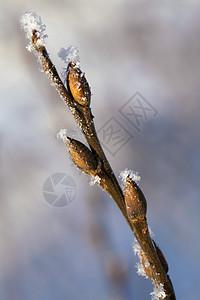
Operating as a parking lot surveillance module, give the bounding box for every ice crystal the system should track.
[90,175,101,186]
[56,128,82,143]
[119,168,141,185]
[20,11,48,51]
[58,46,80,66]
[150,284,166,300]
[56,128,68,143]
[132,240,149,279]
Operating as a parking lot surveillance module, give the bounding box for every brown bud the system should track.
[152,240,169,273]
[66,137,99,174]
[67,62,91,106]
[124,177,147,222]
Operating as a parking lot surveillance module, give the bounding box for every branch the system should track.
[20,11,176,300]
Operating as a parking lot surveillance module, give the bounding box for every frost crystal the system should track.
[90,175,101,186]
[20,11,48,51]
[132,240,148,279]
[136,262,147,277]
[133,240,166,300]
[150,284,166,300]
[119,168,141,185]
[56,128,68,143]
[133,240,141,256]
[58,46,80,66]
[56,128,82,142]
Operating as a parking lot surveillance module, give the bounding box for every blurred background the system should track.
[1,0,200,299]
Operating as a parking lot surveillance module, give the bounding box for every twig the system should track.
[20,11,176,300]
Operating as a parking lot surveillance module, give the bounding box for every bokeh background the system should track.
[1,0,200,299]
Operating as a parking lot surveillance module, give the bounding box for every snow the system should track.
[58,46,80,66]
[119,168,141,185]
[150,284,166,300]
[20,11,48,52]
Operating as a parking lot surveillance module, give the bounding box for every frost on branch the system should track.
[19,11,176,298]
[90,175,101,186]
[150,284,166,300]
[119,168,141,186]
[20,11,48,52]
[133,240,149,279]
[133,240,167,300]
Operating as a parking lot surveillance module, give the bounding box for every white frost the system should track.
[56,127,82,143]
[132,240,148,279]
[56,128,68,143]
[136,262,147,278]
[90,175,101,186]
[20,11,48,52]
[119,168,141,185]
[133,240,166,300]
[133,239,141,256]
[58,46,80,66]
[150,284,166,300]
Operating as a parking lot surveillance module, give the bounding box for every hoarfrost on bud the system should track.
[150,284,166,300]
[56,128,68,143]
[20,11,48,51]
[56,128,81,142]
[119,168,141,185]
[58,46,80,67]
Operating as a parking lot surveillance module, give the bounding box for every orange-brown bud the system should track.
[66,137,98,174]
[124,177,147,222]
[67,62,91,106]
